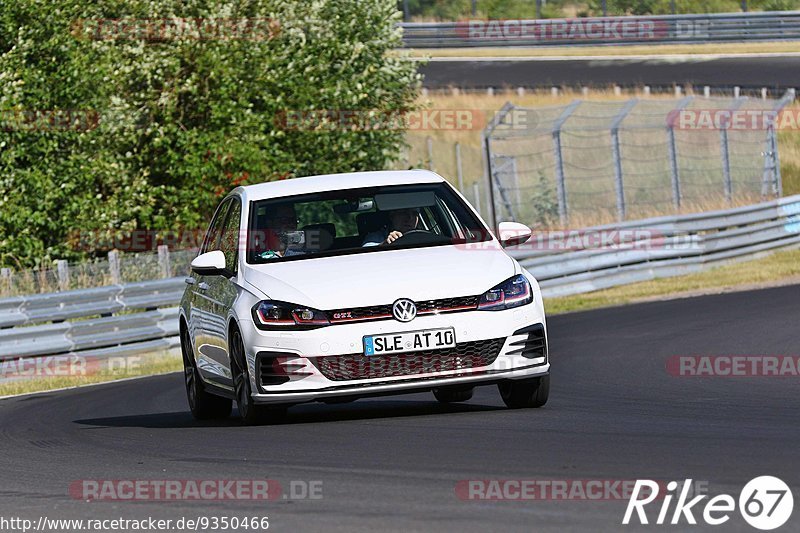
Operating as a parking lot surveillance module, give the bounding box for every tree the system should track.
[0,0,421,268]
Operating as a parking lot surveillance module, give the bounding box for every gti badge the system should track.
[392,299,417,322]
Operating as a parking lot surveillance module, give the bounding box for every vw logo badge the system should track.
[392,299,417,323]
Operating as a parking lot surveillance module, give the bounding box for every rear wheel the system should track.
[498,375,549,409]
[433,386,474,403]
[230,328,287,425]
[181,325,232,420]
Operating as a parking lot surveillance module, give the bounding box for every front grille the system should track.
[416,295,479,314]
[312,338,505,381]
[327,295,479,324]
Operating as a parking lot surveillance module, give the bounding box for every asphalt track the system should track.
[419,55,800,89]
[1,284,799,532]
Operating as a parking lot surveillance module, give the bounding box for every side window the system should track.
[201,199,231,254]
[219,198,242,273]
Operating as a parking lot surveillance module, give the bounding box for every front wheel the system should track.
[498,375,549,409]
[230,328,287,425]
[181,325,232,420]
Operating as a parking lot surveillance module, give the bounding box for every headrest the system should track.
[356,211,390,236]
[302,223,335,252]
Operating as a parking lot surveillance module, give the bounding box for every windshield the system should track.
[246,182,491,264]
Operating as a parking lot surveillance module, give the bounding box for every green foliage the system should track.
[528,172,559,227]
[755,0,800,10]
[0,0,420,268]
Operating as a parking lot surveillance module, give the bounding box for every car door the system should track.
[189,198,231,384]
[194,196,242,389]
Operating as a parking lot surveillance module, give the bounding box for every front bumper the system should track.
[238,303,549,405]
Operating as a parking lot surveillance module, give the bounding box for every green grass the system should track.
[0,353,182,398]
[545,248,800,314]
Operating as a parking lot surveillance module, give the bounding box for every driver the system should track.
[362,207,421,247]
[256,203,304,259]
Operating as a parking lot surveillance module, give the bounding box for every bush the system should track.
[0,0,420,268]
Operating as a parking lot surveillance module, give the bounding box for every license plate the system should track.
[363,328,456,356]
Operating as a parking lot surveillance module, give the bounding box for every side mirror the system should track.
[191,250,227,276]
[497,221,532,248]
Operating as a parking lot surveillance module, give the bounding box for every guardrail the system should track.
[0,278,183,362]
[0,194,799,361]
[509,194,800,297]
[401,11,800,47]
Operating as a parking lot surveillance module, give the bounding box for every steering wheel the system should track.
[388,229,436,246]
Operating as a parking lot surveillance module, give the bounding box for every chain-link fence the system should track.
[483,92,795,229]
[0,249,196,298]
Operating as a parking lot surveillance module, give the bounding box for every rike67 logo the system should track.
[623,477,793,530]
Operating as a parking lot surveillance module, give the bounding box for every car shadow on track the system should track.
[73,399,505,429]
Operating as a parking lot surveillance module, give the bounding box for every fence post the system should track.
[667,96,694,210]
[767,126,781,197]
[108,250,121,285]
[720,127,733,203]
[483,133,497,229]
[721,98,746,203]
[56,260,70,291]
[481,102,515,232]
[762,89,795,197]
[551,100,582,226]
[610,99,639,222]
[472,182,481,217]
[157,245,171,279]
[455,142,464,193]
[426,136,434,171]
[1,268,11,296]
[552,133,568,225]
[492,156,518,221]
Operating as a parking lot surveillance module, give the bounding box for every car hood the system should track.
[243,244,517,309]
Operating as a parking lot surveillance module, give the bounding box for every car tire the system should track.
[498,375,549,409]
[181,325,232,420]
[433,386,474,403]
[230,327,287,426]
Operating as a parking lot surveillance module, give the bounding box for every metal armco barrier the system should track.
[401,11,800,47]
[509,194,800,297]
[0,277,184,329]
[1,194,799,360]
[0,278,184,361]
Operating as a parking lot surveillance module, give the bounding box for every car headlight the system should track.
[478,274,533,311]
[252,301,330,330]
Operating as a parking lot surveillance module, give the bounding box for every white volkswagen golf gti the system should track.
[180,170,549,424]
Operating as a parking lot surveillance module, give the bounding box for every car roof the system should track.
[236,170,446,202]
